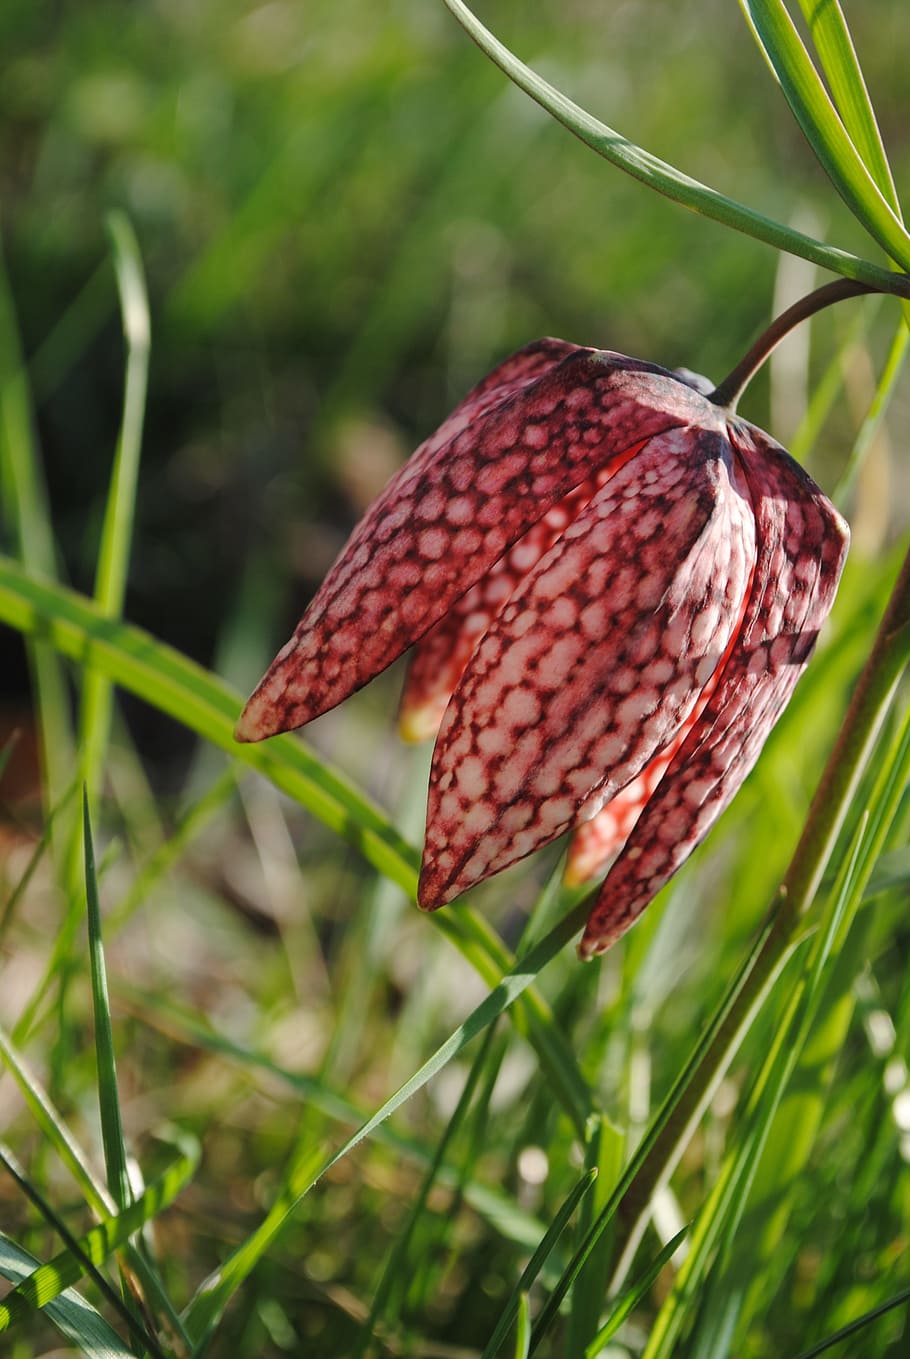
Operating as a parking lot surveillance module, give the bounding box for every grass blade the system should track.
[0,1022,194,1354]
[584,1227,690,1357]
[481,1168,598,1359]
[354,1024,501,1356]
[182,898,591,1348]
[0,554,592,1131]
[440,0,909,293]
[0,1143,168,1359]
[792,1284,910,1359]
[738,0,910,269]
[78,211,150,801]
[83,791,131,1212]
[512,1294,531,1359]
[0,1135,199,1329]
[0,1232,135,1359]
[0,239,75,831]
[795,0,901,216]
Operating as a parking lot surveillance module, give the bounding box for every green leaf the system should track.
[0,1233,134,1359]
[513,1294,531,1359]
[78,211,150,801]
[0,1142,169,1359]
[792,1282,910,1359]
[795,0,901,216]
[0,1134,199,1330]
[354,1023,502,1356]
[440,0,910,293]
[584,1227,690,1357]
[0,553,593,1135]
[738,0,910,269]
[83,792,132,1212]
[481,1169,598,1359]
[182,898,591,1348]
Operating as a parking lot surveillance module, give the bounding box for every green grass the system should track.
[1,1,910,1356]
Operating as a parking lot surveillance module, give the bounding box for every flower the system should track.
[236,338,849,958]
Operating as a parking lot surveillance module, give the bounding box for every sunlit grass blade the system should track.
[0,1022,194,1353]
[526,906,806,1354]
[792,1283,910,1359]
[567,1113,625,1356]
[126,985,547,1251]
[0,1134,199,1330]
[0,1143,168,1359]
[0,238,75,830]
[481,1168,598,1359]
[738,0,910,270]
[440,0,909,294]
[354,1023,500,1357]
[512,1293,531,1359]
[0,1232,135,1359]
[182,898,590,1348]
[83,791,132,1213]
[794,0,901,216]
[643,698,910,1357]
[78,211,150,802]
[584,1226,689,1358]
[0,555,592,1129]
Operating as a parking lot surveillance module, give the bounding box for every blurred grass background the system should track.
[2,1,910,1356]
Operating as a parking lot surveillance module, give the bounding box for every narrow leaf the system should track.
[441,0,910,293]
[78,211,151,800]
[83,792,131,1211]
[795,0,901,216]
[0,1233,134,1359]
[585,1226,690,1357]
[739,0,910,269]
[0,1136,199,1329]
[481,1169,598,1359]
[183,899,590,1347]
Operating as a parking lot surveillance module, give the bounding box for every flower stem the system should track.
[709,278,882,410]
[610,537,910,1268]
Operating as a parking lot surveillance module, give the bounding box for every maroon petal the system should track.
[418,422,756,908]
[399,475,606,742]
[236,347,704,742]
[578,421,849,958]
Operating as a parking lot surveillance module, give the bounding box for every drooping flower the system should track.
[236,338,849,958]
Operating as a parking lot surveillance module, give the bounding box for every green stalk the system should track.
[610,539,910,1263]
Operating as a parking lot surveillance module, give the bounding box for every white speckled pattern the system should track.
[236,339,849,958]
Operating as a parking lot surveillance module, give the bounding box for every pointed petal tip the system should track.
[577,922,620,961]
[233,704,261,744]
[234,688,291,744]
[417,860,462,912]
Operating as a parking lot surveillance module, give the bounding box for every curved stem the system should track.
[709,278,879,410]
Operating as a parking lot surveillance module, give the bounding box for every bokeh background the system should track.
[3,0,909,760]
[3,2,910,1355]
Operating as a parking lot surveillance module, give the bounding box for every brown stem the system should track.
[709,278,881,411]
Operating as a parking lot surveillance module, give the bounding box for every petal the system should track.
[236,347,704,741]
[579,421,849,958]
[565,727,685,885]
[418,421,756,908]
[399,476,605,743]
